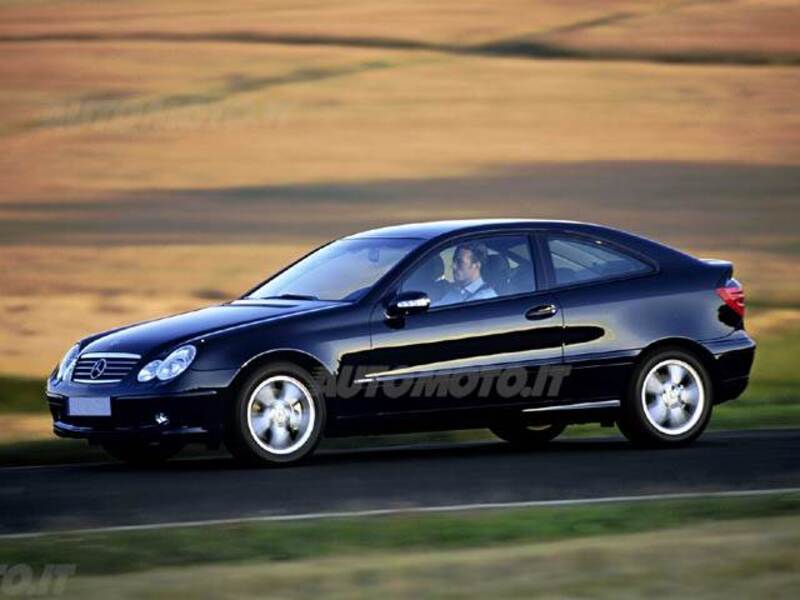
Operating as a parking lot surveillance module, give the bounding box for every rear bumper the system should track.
[702,331,756,403]
[48,390,226,444]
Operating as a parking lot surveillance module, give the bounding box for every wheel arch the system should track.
[227,348,333,400]
[636,337,718,394]
[224,348,332,463]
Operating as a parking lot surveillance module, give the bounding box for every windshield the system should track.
[247,237,422,302]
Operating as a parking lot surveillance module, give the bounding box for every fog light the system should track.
[154,412,169,426]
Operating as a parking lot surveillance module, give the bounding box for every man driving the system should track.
[439,242,497,305]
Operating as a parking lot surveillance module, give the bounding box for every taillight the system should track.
[716,278,745,318]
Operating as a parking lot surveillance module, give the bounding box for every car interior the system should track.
[547,236,648,285]
[403,236,535,305]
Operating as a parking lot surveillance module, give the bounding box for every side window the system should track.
[546,234,650,286]
[401,235,535,307]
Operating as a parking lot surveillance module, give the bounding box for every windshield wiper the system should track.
[259,294,320,301]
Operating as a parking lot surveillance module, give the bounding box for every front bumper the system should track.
[47,390,226,444]
[46,366,236,444]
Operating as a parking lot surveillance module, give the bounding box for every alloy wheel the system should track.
[640,359,705,436]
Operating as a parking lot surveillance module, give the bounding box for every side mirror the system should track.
[386,291,431,318]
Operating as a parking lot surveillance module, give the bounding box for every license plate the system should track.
[68,396,111,417]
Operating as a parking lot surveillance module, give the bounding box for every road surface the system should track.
[1,429,798,536]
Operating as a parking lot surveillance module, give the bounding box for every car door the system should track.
[538,230,658,403]
[351,233,564,416]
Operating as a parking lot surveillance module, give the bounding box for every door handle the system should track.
[525,304,558,320]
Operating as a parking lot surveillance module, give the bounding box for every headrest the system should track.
[408,255,445,287]
[483,253,509,288]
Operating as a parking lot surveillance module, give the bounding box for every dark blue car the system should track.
[47,220,755,465]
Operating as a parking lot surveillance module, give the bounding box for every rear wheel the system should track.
[490,422,566,448]
[101,440,184,466]
[227,363,325,466]
[618,348,712,447]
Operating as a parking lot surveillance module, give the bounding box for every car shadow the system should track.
[87,432,727,473]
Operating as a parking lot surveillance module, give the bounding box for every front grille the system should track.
[72,353,141,384]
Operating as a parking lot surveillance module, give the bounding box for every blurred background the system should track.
[0,1,799,595]
[2,0,798,444]
[0,0,800,441]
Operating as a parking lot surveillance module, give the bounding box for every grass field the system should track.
[2,493,799,597]
[63,519,800,598]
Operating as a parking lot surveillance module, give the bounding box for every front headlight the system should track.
[56,344,81,382]
[138,345,196,382]
[136,359,162,383]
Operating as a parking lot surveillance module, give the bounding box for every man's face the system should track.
[453,247,481,286]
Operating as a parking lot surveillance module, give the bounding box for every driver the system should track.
[440,242,497,305]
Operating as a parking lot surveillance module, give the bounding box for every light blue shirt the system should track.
[438,276,497,306]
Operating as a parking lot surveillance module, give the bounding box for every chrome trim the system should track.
[80,352,141,359]
[396,297,430,310]
[72,353,141,384]
[523,399,620,413]
[355,353,558,383]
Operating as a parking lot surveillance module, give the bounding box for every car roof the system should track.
[347,219,591,240]
[347,219,696,266]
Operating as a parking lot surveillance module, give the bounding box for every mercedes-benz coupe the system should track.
[47,220,755,465]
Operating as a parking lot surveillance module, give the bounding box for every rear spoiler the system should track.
[699,258,733,285]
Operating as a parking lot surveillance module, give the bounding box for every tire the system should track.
[490,422,566,448]
[101,440,184,466]
[226,362,326,466]
[618,347,713,447]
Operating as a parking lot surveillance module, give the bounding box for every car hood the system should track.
[80,300,340,357]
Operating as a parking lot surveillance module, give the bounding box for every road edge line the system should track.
[3,486,800,540]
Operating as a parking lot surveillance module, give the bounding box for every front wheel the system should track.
[226,363,325,466]
[490,422,566,448]
[618,348,712,447]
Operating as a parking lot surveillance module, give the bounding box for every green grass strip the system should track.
[2,492,799,576]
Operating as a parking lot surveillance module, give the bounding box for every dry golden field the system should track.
[57,516,800,599]
[1,0,799,376]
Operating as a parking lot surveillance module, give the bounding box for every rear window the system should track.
[546,234,650,286]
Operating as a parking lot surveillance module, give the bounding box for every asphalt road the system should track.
[1,429,799,536]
